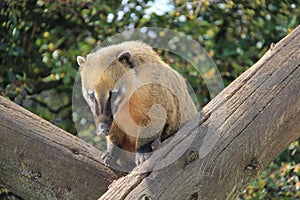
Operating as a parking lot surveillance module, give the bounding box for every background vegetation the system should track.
[1,0,300,199]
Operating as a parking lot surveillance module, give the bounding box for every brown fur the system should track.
[78,41,197,168]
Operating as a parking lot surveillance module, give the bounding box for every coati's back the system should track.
[77,41,197,168]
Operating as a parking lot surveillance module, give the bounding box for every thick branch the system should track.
[100,26,300,199]
[0,96,125,200]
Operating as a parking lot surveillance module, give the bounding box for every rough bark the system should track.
[99,26,300,199]
[0,95,125,200]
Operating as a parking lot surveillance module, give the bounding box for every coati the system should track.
[77,41,197,168]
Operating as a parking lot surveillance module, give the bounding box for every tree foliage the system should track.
[1,0,300,199]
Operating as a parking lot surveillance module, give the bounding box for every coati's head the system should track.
[77,48,136,136]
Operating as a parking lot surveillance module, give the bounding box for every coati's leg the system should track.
[135,121,179,165]
[102,121,136,169]
[102,140,136,171]
[101,121,124,166]
[102,139,121,166]
[133,109,172,165]
[135,126,162,165]
[135,140,153,166]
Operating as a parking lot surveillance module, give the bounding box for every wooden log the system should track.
[0,95,125,200]
[99,25,300,199]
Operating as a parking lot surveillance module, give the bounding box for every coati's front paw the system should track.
[101,152,115,166]
[135,152,151,166]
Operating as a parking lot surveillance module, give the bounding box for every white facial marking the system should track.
[112,89,119,93]
[86,90,95,106]
[121,86,127,93]
[94,91,99,102]
[114,96,121,105]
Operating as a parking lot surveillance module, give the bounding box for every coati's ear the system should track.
[77,56,86,70]
[117,51,133,68]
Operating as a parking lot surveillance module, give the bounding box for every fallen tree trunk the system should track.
[0,95,125,199]
[0,26,299,200]
[99,26,300,199]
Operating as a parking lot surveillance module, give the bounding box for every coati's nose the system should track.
[96,123,110,136]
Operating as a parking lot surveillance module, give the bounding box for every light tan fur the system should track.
[78,41,197,168]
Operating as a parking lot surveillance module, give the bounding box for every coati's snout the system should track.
[80,87,115,137]
[94,114,113,136]
[96,122,110,136]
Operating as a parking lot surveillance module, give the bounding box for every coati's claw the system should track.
[135,152,151,166]
[102,152,115,166]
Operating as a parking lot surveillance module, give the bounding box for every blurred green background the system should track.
[1,0,300,199]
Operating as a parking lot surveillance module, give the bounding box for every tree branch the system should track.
[0,96,125,200]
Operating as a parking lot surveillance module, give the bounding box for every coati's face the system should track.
[77,51,135,136]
